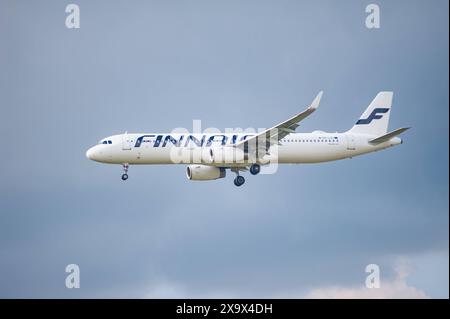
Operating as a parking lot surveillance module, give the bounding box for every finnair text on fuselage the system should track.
[132,133,339,148]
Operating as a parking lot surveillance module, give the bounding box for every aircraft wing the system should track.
[234,91,323,158]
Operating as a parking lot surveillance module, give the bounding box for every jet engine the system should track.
[186,165,226,180]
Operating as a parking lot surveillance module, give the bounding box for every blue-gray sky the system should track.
[0,0,448,298]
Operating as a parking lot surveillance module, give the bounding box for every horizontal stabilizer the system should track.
[369,127,410,145]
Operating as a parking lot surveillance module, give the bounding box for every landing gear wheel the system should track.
[234,175,245,187]
[121,163,129,181]
[250,164,261,175]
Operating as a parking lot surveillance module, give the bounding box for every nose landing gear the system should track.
[121,163,129,181]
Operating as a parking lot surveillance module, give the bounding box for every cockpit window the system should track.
[99,140,112,145]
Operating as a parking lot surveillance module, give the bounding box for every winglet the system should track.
[309,91,323,111]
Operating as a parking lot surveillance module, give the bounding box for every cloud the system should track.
[304,282,429,299]
[144,283,189,299]
[304,260,430,299]
[141,259,432,299]
[143,282,238,299]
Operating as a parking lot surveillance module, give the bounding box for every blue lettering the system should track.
[153,135,164,147]
[135,135,155,147]
[240,134,254,141]
[206,135,228,147]
[184,135,205,147]
[162,135,184,147]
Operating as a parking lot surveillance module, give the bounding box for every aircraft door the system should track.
[346,134,356,150]
[122,132,132,150]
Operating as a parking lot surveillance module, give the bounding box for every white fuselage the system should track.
[86,132,402,165]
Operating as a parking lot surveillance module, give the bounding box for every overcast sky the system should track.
[0,0,448,298]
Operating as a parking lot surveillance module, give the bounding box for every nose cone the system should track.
[86,147,97,160]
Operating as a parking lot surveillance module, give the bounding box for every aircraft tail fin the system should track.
[348,92,393,136]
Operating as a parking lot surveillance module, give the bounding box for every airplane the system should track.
[86,91,410,187]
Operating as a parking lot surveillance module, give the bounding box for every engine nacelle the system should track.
[186,165,226,181]
[210,147,245,164]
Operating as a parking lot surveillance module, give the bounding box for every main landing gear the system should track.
[232,164,261,187]
[121,163,129,181]
[234,175,245,187]
[231,168,245,187]
[249,164,261,175]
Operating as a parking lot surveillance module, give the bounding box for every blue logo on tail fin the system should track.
[356,108,389,125]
